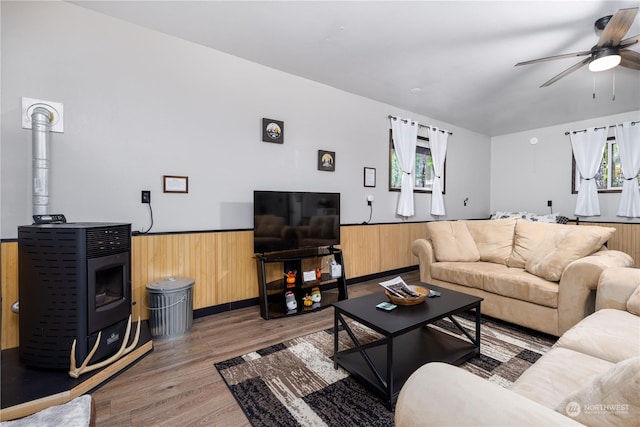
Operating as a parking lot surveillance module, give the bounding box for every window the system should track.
[572,136,640,193]
[389,130,445,193]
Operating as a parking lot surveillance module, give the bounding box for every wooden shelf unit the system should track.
[256,247,347,320]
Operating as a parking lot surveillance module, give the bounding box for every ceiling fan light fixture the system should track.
[589,50,621,72]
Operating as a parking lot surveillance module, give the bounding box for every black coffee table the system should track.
[332,283,482,409]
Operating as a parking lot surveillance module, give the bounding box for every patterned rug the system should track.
[214,314,557,427]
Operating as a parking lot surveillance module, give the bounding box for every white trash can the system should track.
[146,277,194,339]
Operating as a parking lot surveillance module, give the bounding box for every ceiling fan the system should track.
[516,7,640,87]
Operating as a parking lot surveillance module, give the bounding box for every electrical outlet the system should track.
[141,190,151,204]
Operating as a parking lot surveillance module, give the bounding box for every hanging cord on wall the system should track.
[362,203,373,225]
[141,203,154,234]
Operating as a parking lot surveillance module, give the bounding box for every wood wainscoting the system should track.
[580,222,640,266]
[1,242,19,350]
[2,220,637,350]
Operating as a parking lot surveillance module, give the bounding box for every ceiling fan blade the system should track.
[597,7,638,47]
[540,57,591,87]
[620,34,640,48]
[515,50,591,66]
[620,49,640,70]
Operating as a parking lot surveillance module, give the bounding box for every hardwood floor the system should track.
[92,272,417,426]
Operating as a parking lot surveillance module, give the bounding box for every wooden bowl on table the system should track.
[385,285,429,306]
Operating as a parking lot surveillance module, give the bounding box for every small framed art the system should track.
[364,167,376,187]
[318,150,335,172]
[262,118,284,144]
[163,175,189,193]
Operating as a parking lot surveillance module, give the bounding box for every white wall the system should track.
[491,110,640,223]
[1,1,491,239]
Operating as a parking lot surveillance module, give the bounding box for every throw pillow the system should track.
[426,221,480,262]
[507,220,561,268]
[465,218,515,265]
[577,225,617,247]
[525,227,613,282]
[555,356,640,426]
[627,286,640,316]
[490,211,562,223]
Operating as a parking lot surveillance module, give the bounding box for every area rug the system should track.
[214,314,556,427]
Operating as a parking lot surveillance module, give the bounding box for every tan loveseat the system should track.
[411,218,634,336]
[395,267,640,427]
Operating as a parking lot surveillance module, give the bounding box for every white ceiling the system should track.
[72,1,640,136]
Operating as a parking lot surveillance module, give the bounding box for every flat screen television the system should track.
[253,191,340,254]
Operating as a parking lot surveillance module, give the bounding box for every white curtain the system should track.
[570,128,607,216]
[429,127,448,216]
[614,122,640,217]
[390,117,418,217]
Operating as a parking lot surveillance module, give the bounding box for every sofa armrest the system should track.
[596,267,640,311]
[395,362,582,427]
[557,250,634,334]
[410,239,435,283]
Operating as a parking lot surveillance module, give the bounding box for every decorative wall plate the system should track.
[318,150,335,171]
[262,118,284,143]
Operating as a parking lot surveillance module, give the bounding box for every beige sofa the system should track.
[395,267,640,427]
[411,218,634,336]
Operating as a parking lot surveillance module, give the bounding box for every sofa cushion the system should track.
[525,227,613,282]
[627,286,640,316]
[507,220,562,268]
[465,218,515,265]
[426,221,480,262]
[511,347,615,410]
[555,356,640,427]
[597,267,640,311]
[554,309,640,364]
[483,268,559,308]
[395,362,584,427]
[430,261,506,290]
[574,225,618,247]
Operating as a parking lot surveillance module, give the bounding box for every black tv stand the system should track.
[255,247,347,320]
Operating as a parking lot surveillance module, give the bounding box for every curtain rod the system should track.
[564,121,639,135]
[388,115,453,135]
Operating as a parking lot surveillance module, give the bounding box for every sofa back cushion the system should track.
[525,226,615,281]
[465,218,516,265]
[426,221,480,262]
[507,220,562,268]
[555,356,640,427]
[627,286,640,316]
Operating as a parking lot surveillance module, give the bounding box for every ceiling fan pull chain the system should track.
[612,70,616,101]
[593,76,596,100]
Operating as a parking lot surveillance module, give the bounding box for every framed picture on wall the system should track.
[163,175,189,193]
[262,118,284,144]
[318,150,335,171]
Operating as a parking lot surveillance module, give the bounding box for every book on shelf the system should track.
[379,276,419,298]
